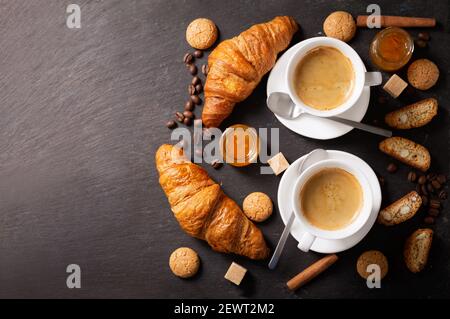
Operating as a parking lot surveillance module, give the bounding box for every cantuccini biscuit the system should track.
[379,137,430,172]
[385,98,438,129]
[404,228,433,273]
[378,191,422,226]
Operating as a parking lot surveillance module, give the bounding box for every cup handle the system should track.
[364,71,382,86]
[297,232,316,252]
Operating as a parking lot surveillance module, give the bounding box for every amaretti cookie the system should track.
[323,11,356,42]
[169,247,200,278]
[186,18,218,50]
[407,59,439,90]
[356,250,389,279]
[243,192,273,222]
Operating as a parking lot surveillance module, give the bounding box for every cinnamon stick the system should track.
[286,254,338,291]
[357,15,436,28]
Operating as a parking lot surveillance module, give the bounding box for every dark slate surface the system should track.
[0,0,449,298]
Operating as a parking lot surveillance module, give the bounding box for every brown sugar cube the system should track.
[224,262,247,285]
[383,74,408,98]
[267,152,290,175]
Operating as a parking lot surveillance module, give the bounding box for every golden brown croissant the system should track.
[155,144,270,259]
[202,16,298,127]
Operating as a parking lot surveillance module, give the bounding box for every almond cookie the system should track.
[243,192,273,222]
[169,247,200,278]
[186,18,218,50]
[378,191,422,226]
[379,137,431,172]
[407,59,439,90]
[323,11,356,42]
[404,228,433,273]
[356,250,389,280]
[385,98,438,129]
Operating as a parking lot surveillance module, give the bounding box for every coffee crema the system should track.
[300,168,362,231]
[294,46,355,110]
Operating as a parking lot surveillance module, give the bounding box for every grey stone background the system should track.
[0,0,448,298]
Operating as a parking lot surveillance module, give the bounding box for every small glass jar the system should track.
[369,27,414,71]
[219,124,259,167]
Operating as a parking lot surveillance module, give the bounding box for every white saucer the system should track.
[277,150,381,254]
[266,39,371,140]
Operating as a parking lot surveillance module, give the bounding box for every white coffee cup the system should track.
[292,159,373,252]
[286,37,382,117]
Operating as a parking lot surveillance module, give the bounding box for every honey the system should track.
[220,124,259,167]
[370,27,414,71]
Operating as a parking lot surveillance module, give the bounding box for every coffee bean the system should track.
[428,208,440,217]
[201,64,209,76]
[421,184,428,196]
[190,94,201,105]
[188,64,198,75]
[183,53,194,64]
[192,76,201,86]
[421,195,429,206]
[424,216,435,224]
[166,120,177,129]
[438,190,447,200]
[183,110,194,119]
[188,84,196,95]
[415,39,427,48]
[211,159,223,169]
[184,112,194,119]
[193,50,203,58]
[432,180,442,190]
[427,173,437,181]
[183,117,193,126]
[437,174,447,184]
[430,199,441,209]
[416,184,422,195]
[387,163,397,173]
[175,111,185,123]
[418,32,430,41]
[408,171,417,182]
[418,175,427,185]
[195,83,203,94]
[185,100,195,111]
[427,183,434,194]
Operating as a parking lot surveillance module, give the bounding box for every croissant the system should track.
[155,144,270,259]
[202,16,298,127]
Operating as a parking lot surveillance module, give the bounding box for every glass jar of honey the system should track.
[219,124,259,167]
[369,27,414,71]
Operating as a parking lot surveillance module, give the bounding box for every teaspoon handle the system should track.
[268,212,296,270]
[329,116,392,137]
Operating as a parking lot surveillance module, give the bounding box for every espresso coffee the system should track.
[300,168,362,230]
[294,46,355,110]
